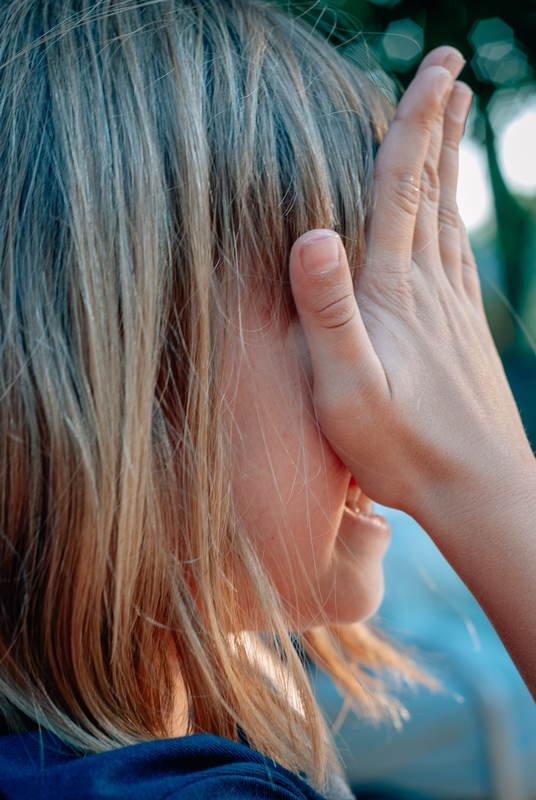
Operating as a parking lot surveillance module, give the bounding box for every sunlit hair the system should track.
[0,0,432,790]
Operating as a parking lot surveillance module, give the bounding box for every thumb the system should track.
[289,230,380,408]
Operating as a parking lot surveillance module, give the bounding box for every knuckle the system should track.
[438,201,460,231]
[367,273,414,308]
[441,134,461,155]
[397,104,436,134]
[420,160,440,205]
[444,109,467,137]
[391,173,421,216]
[462,252,478,275]
[438,238,459,269]
[312,288,356,330]
[413,103,437,134]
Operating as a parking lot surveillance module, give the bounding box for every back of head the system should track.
[0,0,392,784]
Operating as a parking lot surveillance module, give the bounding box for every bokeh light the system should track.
[457,138,494,232]
[469,18,531,86]
[488,86,536,196]
[381,19,423,73]
[498,105,536,195]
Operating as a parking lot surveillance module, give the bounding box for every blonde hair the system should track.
[0,0,430,790]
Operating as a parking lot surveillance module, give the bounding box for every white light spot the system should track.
[457,138,494,232]
[498,108,536,195]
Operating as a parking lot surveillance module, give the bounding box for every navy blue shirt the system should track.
[0,730,328,799]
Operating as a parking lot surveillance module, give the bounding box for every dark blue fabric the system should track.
[0,730,327,799]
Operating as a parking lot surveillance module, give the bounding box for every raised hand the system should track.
[289,47,536,695]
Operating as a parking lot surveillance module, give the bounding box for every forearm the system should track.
[416,456,536,697]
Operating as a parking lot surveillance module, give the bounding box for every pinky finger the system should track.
[459,216,484,309]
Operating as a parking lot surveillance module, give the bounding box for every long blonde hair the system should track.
[0,0,429,790]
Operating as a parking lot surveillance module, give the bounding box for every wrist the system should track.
[409,430,536,546]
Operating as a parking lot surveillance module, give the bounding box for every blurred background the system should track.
[282,1,536,798]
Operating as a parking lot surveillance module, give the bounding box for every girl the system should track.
[0,1,534,797]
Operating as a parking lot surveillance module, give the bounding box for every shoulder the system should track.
[0,731,326,800]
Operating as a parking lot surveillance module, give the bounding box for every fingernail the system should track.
[437,67,454,98]
[300,234,340,275]
[448,82,473,122]
[444,51,465,78]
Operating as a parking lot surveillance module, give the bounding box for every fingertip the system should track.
[427,65,456,100]
[446,82,473,123]
[444,50,466,78]
[417,46,465,79]
[291,230,343,277]
[294,228,340,247]
[400,64,453,109]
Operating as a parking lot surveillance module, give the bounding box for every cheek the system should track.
[225,317,388,629]
[228,344,349,607]
[237,422,348,566]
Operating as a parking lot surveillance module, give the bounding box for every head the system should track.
[0,0,421,789]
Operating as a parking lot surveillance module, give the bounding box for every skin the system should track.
[225,51,474,633]
[226,312,390,630]
[171,46,536,734]
[288,48,536,698]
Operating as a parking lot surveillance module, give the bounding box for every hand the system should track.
[289,47,534,524]
[289,46,536,696]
